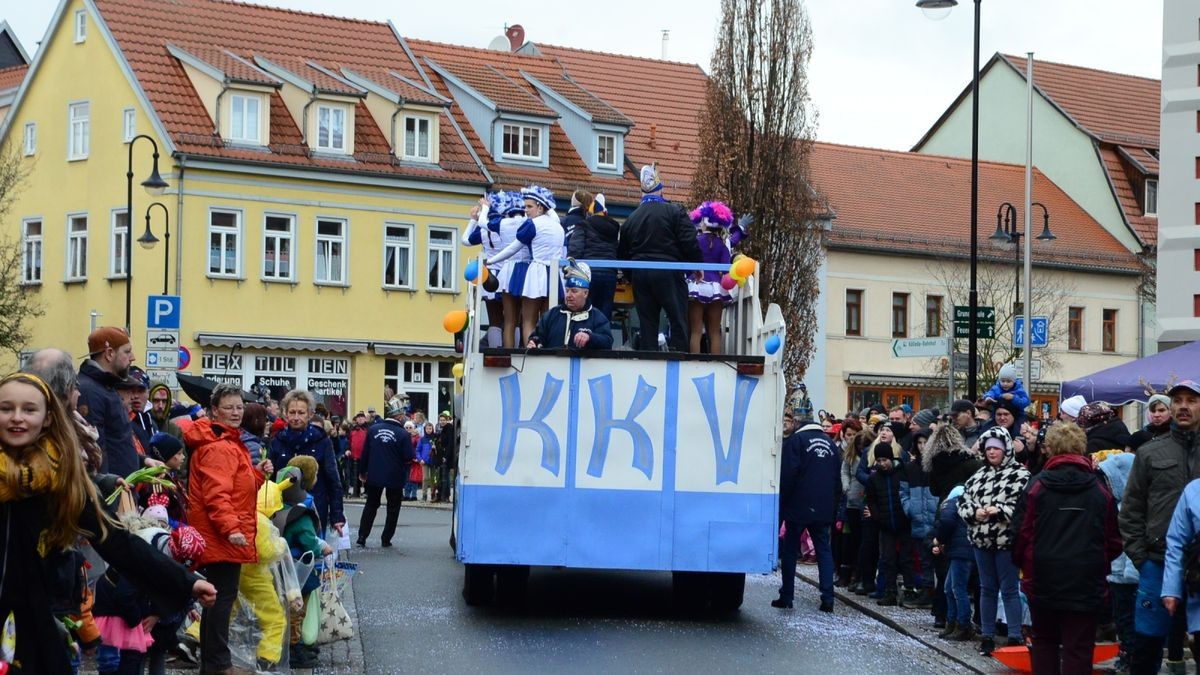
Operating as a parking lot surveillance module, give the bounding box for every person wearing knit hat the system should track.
[286,455,319,491]
[617,163,703,352]
[911,408,939,433]
[486,184,565,349]
[1059,395,1087,422]
[1130,394,1173,451]
[567,192,619,320]
[79,325,143,476]
[526,259,613,350]
[984,363,1031,418]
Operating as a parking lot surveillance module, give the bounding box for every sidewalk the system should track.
[792,565,1088,675]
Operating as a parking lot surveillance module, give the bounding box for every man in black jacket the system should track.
[78,326,141,476]
[357,401,414,548]
[617,165,702,351]
[567,193,619,320]
[774,419,841,613]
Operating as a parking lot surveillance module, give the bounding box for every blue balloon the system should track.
[765,334,782,355]
[464,259,480,282]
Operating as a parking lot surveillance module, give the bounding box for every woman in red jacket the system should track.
[185,383,273,672]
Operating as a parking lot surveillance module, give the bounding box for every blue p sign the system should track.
[147,295,181,329]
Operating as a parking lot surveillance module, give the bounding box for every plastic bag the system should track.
[227,595,263,672]
[272,546,302,609]
[301,588,321,646]
[1,612,14,663]
[293,551,316,591]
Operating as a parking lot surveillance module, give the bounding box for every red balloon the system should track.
[720,274,737,291]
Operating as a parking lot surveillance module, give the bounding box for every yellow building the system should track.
[0,0,503,416]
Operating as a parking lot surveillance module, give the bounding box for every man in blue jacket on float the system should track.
[774,416,843,613]
[526,260,613,350]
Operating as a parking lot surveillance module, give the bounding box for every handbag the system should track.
[317,576,354,644]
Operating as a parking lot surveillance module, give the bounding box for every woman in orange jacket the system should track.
[185,383,273,673]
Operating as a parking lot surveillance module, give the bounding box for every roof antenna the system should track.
[661,30,669,60]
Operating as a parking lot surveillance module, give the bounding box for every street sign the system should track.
[146,350,179,369]
[953,352,982,371]
[178,346,191,370]
[146,295,182,330]
[146,329,179,349]
[954,305,996,323]
[1013,316,1049,348]
[1013,358,1043,381]
[892,336,949,358]
[954,323,996,339]
[146,369,178,390]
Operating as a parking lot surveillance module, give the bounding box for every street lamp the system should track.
[125,134,170,333]
[916,0,982,399]
[990,201,1053,360]
[138,202,170,296]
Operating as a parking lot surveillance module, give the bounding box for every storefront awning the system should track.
[846,372,1061,394]
[195,332,369,354]
[372,342,458,358]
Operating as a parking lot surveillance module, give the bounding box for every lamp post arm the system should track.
[124,134,162,333]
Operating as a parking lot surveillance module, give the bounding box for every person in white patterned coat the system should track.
[957,426,1031,657]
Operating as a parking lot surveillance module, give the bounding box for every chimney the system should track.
[506,24,525,51]
[661,30,669,60]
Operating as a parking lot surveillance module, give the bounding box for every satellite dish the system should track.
[487,35,510,51]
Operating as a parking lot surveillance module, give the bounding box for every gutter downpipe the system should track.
[174,153,186,296]
[213,81,229,135]
[301,89,318,146]
[389,95,407,156]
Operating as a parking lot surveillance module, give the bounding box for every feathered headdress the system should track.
[521,185,556,212]
[689,201,734,229]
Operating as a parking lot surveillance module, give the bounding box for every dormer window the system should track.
[229,94,261,144]
[502,123,542,161]
[403,115,432,162]
[597,133,617,170]
[1145,178,1158,217]
[316,105,347,153]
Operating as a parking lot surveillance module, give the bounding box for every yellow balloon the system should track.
[452,362,465,378]
[729,266,745,282]
[443,310,468,333]
[734,257,757,278]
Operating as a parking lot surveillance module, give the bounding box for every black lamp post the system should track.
[917,0,982,399]
[138,202,170,296]
[125,135,169,333]
[990,201,1054,356]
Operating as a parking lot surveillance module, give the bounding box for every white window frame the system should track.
[228,94,261,144]
[500,123,542,161]
[109,208,129,279]
[74,10,87,43]
[427,226,458,293]
[402,115,432,162]
[207,208,243,279]
[21,218,43,285]
[596,133,617,170]
[382,223,414,290]
[68,101,90,161]
[262,213,296,283]
[316,105,347,153]
[122,108,136,143]
[314,217,348,286]
[1145,178,1158,217]
[22,122,36,156]
[65,213,88,283]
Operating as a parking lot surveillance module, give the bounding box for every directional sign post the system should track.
[891,336,949,358]
[1013,316,1049,348]
[146,295,181,389]
[954,305,995,340]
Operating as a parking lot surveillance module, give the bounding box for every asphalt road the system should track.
[345,503,963,675]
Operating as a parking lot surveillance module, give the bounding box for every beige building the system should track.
[811,143,1144,418]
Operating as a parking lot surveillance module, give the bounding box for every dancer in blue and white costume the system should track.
[487,185,564,348]
[463,192,509,348]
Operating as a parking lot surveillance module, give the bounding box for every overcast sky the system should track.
[4,0,1162,151]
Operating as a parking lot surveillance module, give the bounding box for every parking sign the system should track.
[146,295,181,330]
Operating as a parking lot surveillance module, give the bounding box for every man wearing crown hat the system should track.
[527,259,614,350]
[617,164,703,351]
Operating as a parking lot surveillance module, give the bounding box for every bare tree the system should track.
[0,147,42,355]
[691,0,823,385]
[923,257,1075,393]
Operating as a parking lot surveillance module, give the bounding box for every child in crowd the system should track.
[865,445,917,606]
[139,432,188,525]
[144,525,206,675]
[934,485,976,642]
[93,512,169,675]
[273,458,332,668]
[984,364,1031,420]
[415,423,435,501]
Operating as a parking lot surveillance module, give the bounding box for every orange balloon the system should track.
[443,310,468,333]
[734,257,757,278]
[477,265,489,285]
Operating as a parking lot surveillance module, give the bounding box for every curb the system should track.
[793,569,988,675]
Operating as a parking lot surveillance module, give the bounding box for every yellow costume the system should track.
[233,476,295,665]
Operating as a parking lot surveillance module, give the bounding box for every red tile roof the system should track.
[93,0,485,184]
[171,45,279,86]
[0,64,26,92]
[1003,55,1159,148]
[521,70,633,127]
[1100,147,1158,246]
[810,142,1142,272]
[338,65,445,106]
[408,38,644,202]
[535,43,709,197]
